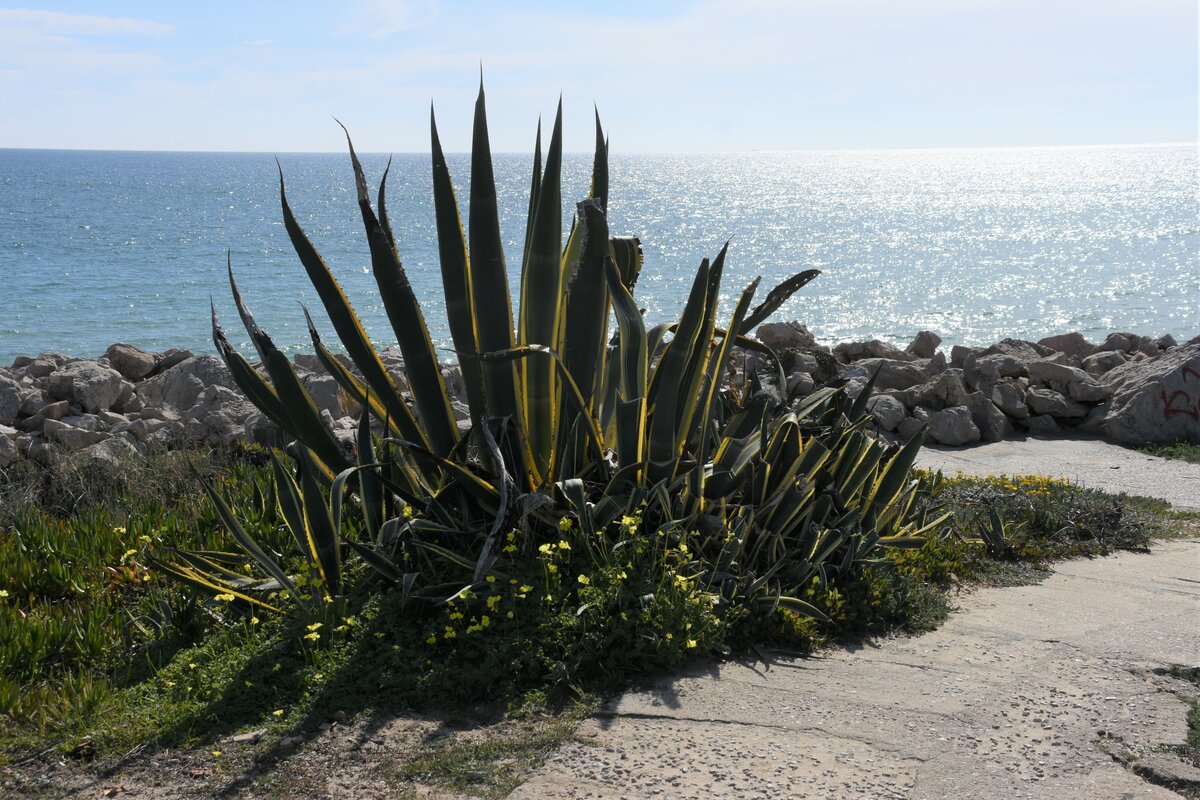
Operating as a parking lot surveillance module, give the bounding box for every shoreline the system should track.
[2,326,1198,470]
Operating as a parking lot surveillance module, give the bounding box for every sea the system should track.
[1,144,1197,364]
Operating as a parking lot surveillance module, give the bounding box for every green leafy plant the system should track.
[164,83,940,647]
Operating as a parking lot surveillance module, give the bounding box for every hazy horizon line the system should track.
[2,141,1195,157]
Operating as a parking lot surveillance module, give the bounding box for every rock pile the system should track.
[753,323,1200,448]
[0,343,465,469]
[2,327,1197,469]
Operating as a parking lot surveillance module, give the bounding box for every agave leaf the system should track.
[468,82,521,423]
[271,454,312,561]
[562,199,611,412]
[737,269,822,335]
[518,99,564,478]
[589,106,608,211]
[211,303,291,431]
[328,129,458,456]
[196,466,303,610]
[299,447,342,596]
[430,108,487,432]
[770,594,831,623]
[522,119,542,270]
[347,539,403,582]
[357,410,384,541]
[262,346,350,474]
[609,236,644,291]
[151,559,281,613]
[302,305,416,444]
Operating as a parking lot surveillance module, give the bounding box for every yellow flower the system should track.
[558,516,574,532]
[686,639,698,649]
[165,680,176,688]
[250,616,260,626]
[112,526,126,534]
[188,662,198,670]
[538,543,553,554]
[480,615,490,627]
[443,627,457,639]
[244,681,253,688]
[519,585,534,594]
[557,539,571,550]
[0,589,8,598]
[138,535,152,543]
[577,574,590,585]
[211,750,222,758]
[426,634,437,644]
[121,548,138,562]
[503,544,518,553]
[273,709,284,717]
[214,593,236,603]
[486,595,501,610]
[306,622,323,631]
[506,611,514,619]
[547,564,557,574]
[485,575,496,583]
[304,631,320,641]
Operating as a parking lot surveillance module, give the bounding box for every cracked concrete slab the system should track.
[916,436,1200,511]
[509,539,1200,799]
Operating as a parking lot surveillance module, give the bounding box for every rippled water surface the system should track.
[1,145,1196,362]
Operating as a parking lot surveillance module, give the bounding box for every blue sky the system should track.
[0,1,1196,152]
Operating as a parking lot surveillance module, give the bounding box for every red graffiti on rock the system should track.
[1161,366,1200,421]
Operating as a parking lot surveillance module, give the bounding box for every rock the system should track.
[9,356,33,370]
[963,392,1012,443]
[756,322,818,350]
[854,358,929,391]
[1085,342,1200,445]
[76,437,140,467]
[927,406,980,446]
[0,375,20,425]
[103,343,158,381]
[138,356,236,412]
[834,339,916,364]
[43,418,109,450]
[905,330,941,359]
[0,434,17,467]
[1156,333,1178,351]
[1095,332,1132,354]
[43,361,125,412]
[23,354,67,379]
[1082,350,1126,376]
[990,380,1030,419]
[1027,361,1112,403]
[302,373,359,419]
[1023,414,1061,436]
[152,347,194,375]
[39,400,71,420]
[18,390,47,417]
[896,416,926,442]
[926,350,947,376]
[1026,387,1088,419]
[181,385,260,446]
[908,369,970,410]
[963,353,1026,394]
[983,338,1056,362]
[866,394,907,432]
[786,370,815,396]
[230,729,267,745]
[1036,332,1095,359]
[950,345,985,368]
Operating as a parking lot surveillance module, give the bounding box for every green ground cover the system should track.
[1141,441,1200,464]
[0,446,1171,774]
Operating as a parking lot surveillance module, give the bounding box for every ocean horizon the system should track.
[2,143,1197,364]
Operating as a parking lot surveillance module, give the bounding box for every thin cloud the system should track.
[0,8,174,37]
[244,39,275,47]
[343,0,440,39]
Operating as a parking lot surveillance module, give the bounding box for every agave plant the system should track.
[159,83,940,622]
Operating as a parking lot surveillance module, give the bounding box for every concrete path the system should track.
[511,541,1200,799]
[916,436,1200,512]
